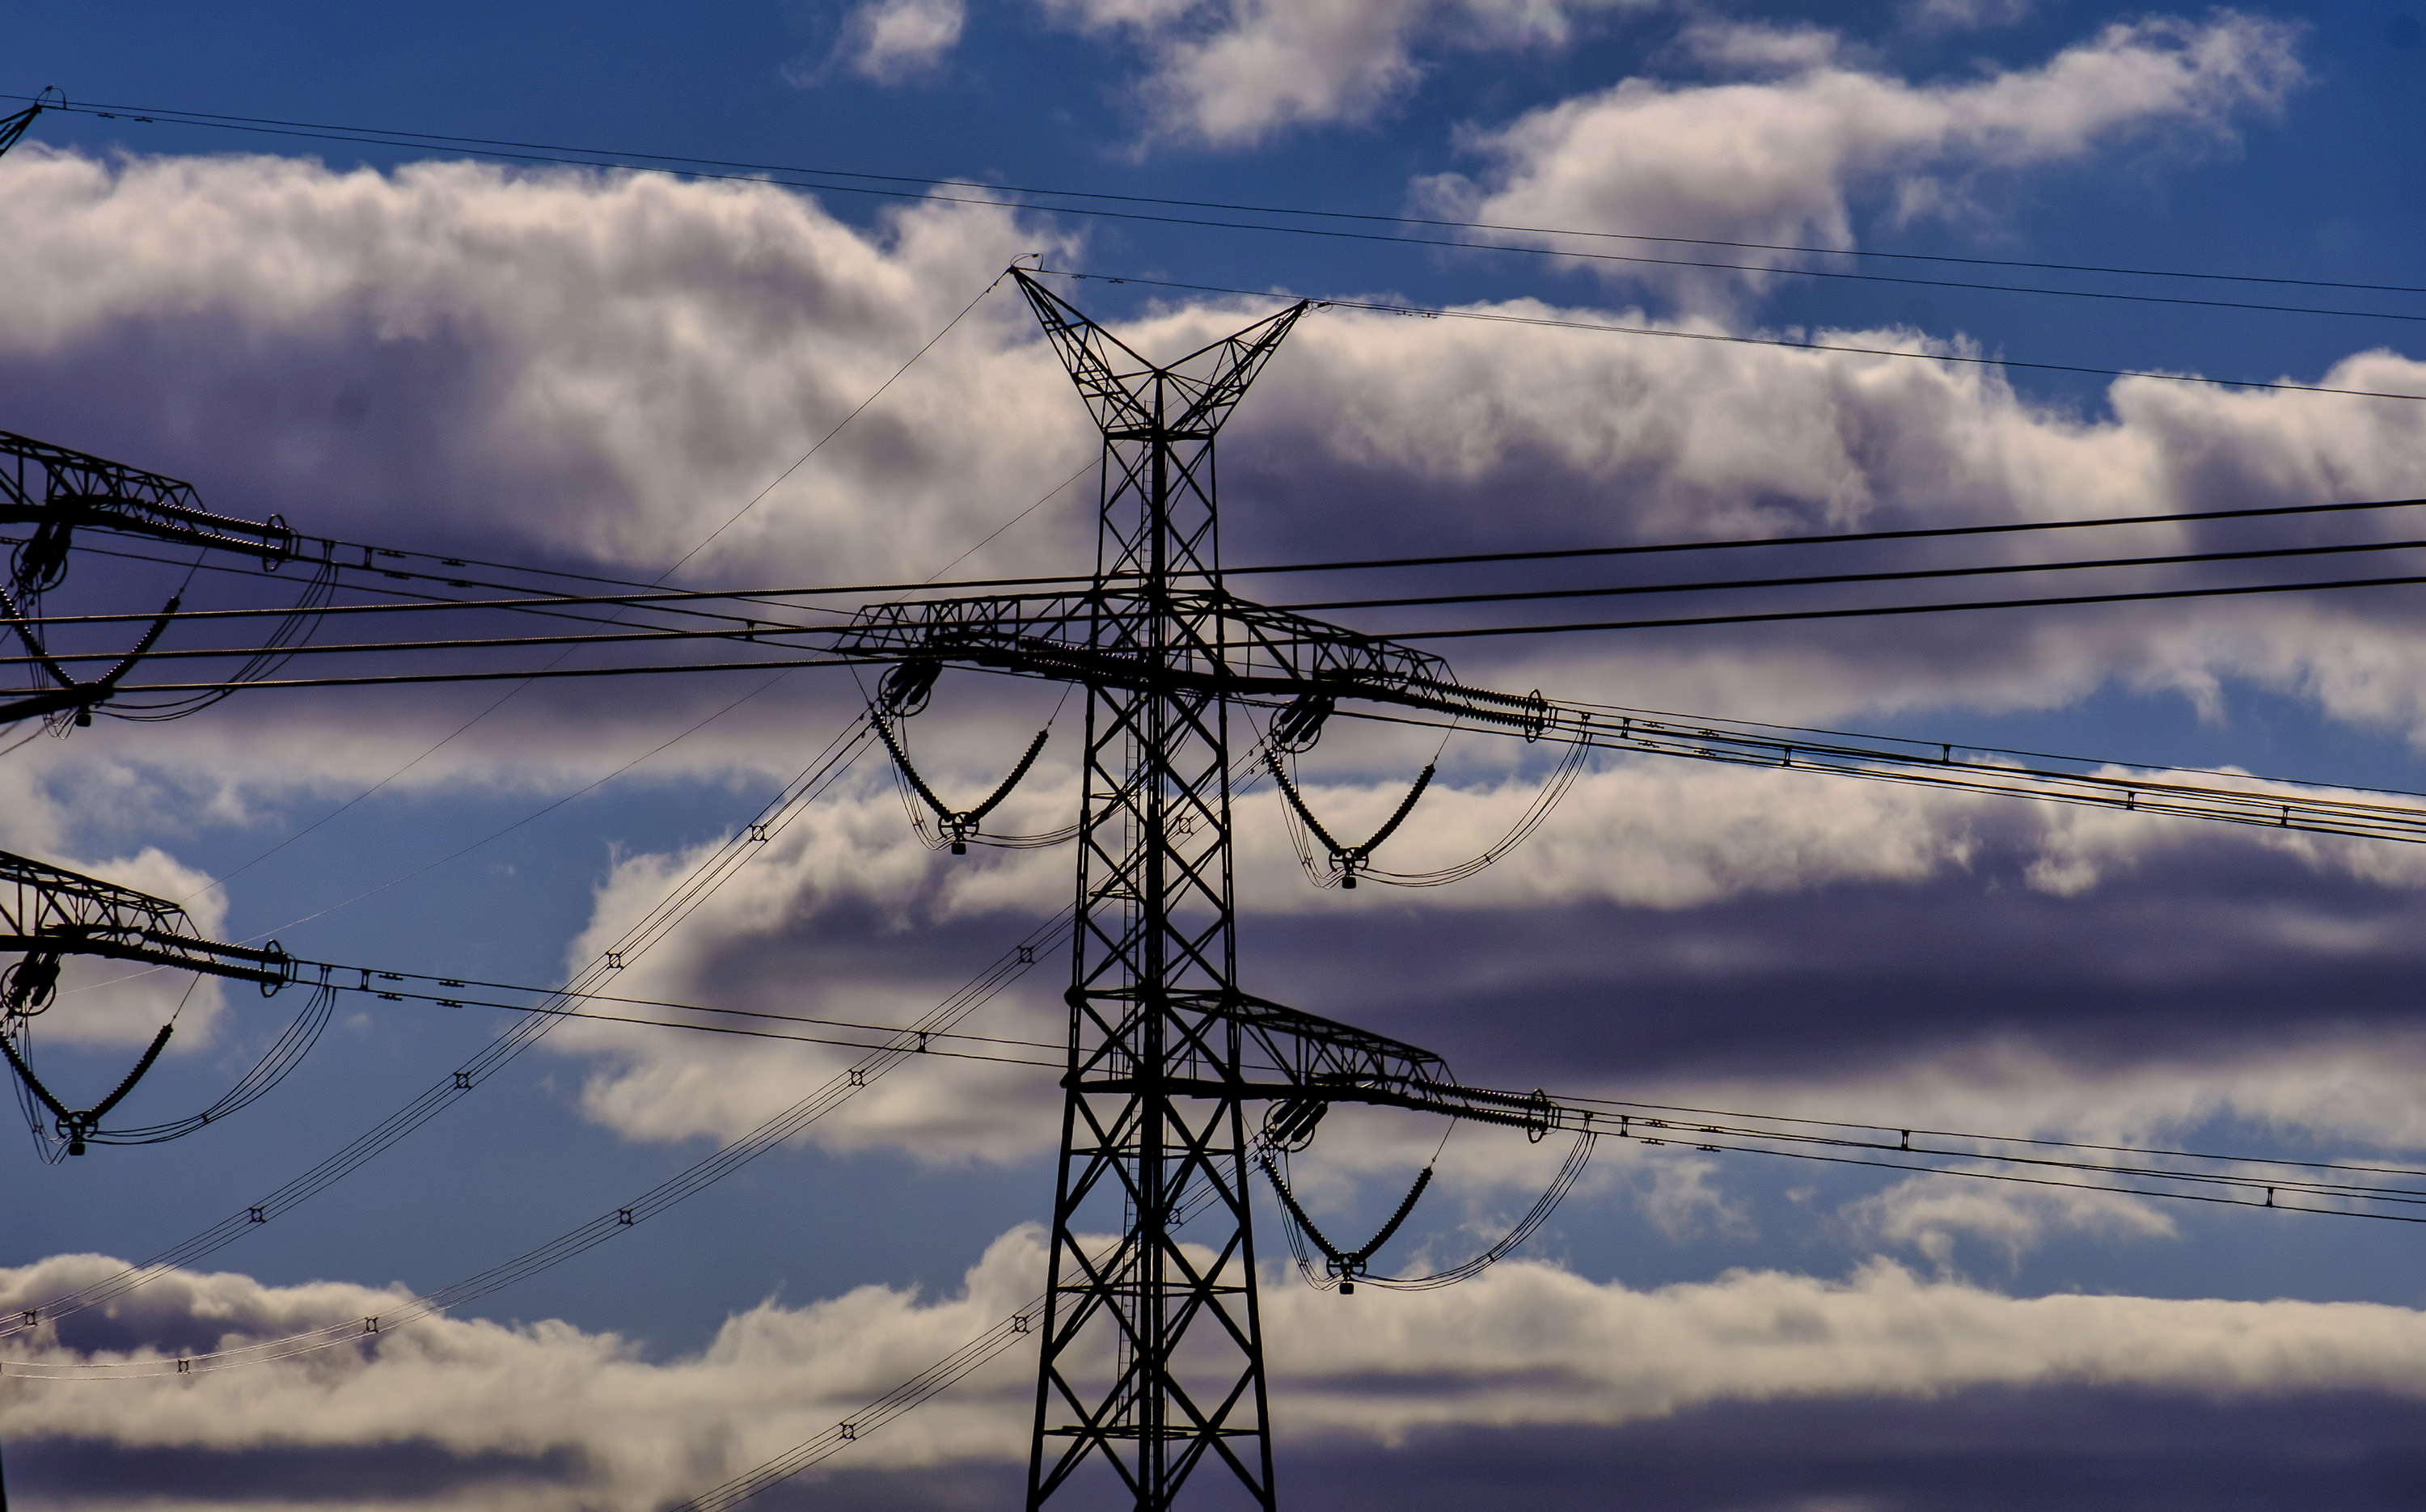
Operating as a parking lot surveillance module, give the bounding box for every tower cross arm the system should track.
[2,430,299,574]
[0,848,296,996]
[827,585,1552,734]
[1012,269,1310,441]
[1157,993,1603,1144]
[1139,990,1603,1148]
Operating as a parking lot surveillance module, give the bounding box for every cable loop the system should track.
[1266,1131,1597,1294]
[1258,1150,1435,1294]
[1266,748,1433,889]
[874,711,1054,854]
[1270,716,1591,890]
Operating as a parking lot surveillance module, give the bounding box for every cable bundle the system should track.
[1264,1132,1596,1292]
[1271,724,1590,889]
[6,974,337,1163]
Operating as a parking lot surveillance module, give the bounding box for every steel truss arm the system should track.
[2,429,297,593]
[833,588,1458,707]
[0,847,294,999]
[1012,270,1308,442]
[0,101,40,158]
[833,586,2426,844]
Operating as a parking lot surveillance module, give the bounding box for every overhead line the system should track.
[1224,497,2426,578]
[0,718,879,1346]
[15,94,2418,295]
[19,95,2426,321]
[1553,697,2426,802]
[0,564,1097,630]
[1033,270,2426,404]
[1365,568,2426,640]
[22,491,2426,645]
[23,511,2426,650]
[24,549,2426,676]
[1549,1091,2426,1183]
[60,551,2426,698]
[1270,536,2426,616]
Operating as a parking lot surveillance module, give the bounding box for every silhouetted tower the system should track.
[1020,274,1304,1510]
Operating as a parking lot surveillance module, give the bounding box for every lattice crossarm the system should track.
[0,848,295,994]
[0,430,298,578]
[1161,302,1312,437]
[1013,273,1158,434]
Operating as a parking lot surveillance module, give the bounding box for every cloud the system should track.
[19,1235,2426,1508]
[1039,0,1655,147]
[0,146,1087,589]
[2,146,2424,1167]
[0,835,235,1050]
[1904,0,2037,34]
[1841,1172,2177,1273]
[1220,300,2426,737]
[2,144,2419,805]
[833,0,967,82]
[552,783,1073,1156]
[1418,12,2305,312]
[543,741,2426,1166]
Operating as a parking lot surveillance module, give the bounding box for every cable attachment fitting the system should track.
[1261,1097,1329,1153]
[875,658,940,719]
[1267,750,1434,889]
[1524,1088,1553,1144]
[1268,691,1334,754]
[0,585,181,729]
[1520,690,1549,743]
[2,950,62,1016]
[11,518,74,596]
[874,714,1050,855]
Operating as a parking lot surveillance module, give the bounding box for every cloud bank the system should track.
[16,1233,2426,1509]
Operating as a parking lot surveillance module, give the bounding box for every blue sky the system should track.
[5,2,2426,1508]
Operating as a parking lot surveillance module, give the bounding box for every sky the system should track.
[3,1,2426,1507]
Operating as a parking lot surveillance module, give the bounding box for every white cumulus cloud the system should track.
[1419,12,2306,312]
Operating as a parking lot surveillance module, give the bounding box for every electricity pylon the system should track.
[841,272,1545,1507]
[1027,280,1296,1508]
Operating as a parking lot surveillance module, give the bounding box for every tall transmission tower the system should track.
[835,271,1555,1507]
[1024,279,1298,1508]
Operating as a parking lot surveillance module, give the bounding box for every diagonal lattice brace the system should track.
[1012,271,1308,443]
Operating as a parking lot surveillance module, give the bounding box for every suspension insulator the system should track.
[877,658,941,718]
[1270,691,1334,754]
[2,952,61,1016]
[1262,1097,1328,1152]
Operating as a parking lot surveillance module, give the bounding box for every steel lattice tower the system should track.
[1021,275,1306,1510]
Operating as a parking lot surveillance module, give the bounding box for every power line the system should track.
[1552,696,2426,803]
[1268,536,2426,616]
[0,716,878,1347]
[662,274,1008,576]
[27,519,2426,682]
[16,95,2426,322]
[1359,568,2426,640]
[26,506,2426,640]
[670,1295,1046,1512]
[1224,497,2426,579]
[1033,269,2426,404]
[14,94,2415,296]
[1548,1091,2426,1184]
[2,749,1304,1374]
[24,1033,2426,1386]
[34,562,2426,696]
[2,914,1071,1381]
